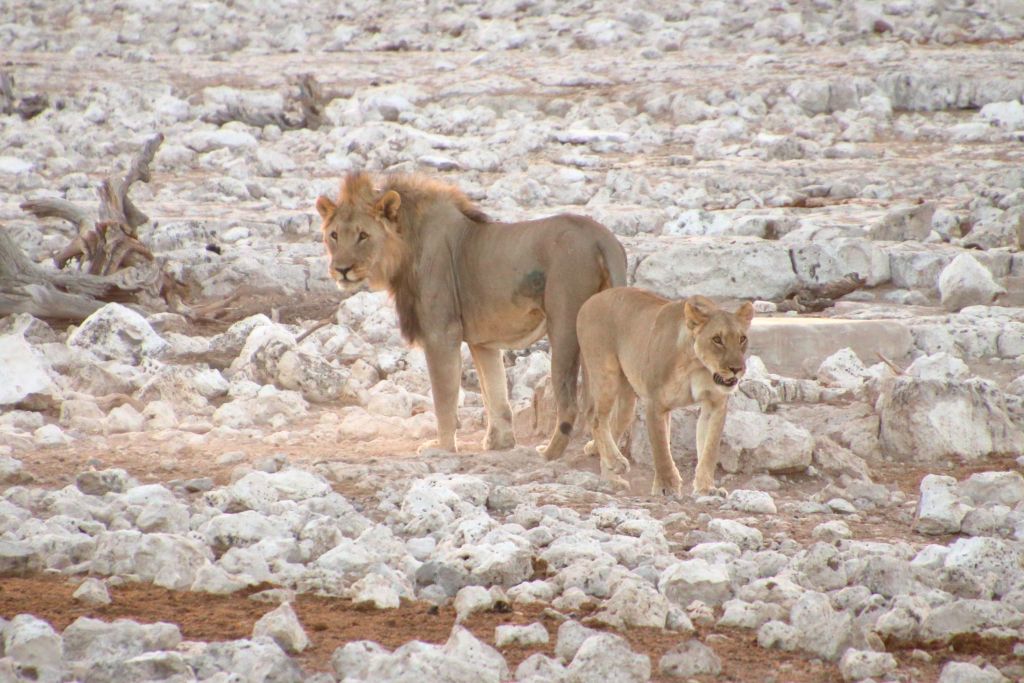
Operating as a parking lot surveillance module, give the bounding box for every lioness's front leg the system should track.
[693,397,728,496]
[420,340,462,453]
[469,344,515,451]
[647,404,683,497]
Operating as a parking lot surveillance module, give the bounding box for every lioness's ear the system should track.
[735,301,755,328]
[375,190,402,223]
[684,296,714,331]
[315,196,336,219]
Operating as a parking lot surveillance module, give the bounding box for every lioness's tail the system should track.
[597,235,628,291]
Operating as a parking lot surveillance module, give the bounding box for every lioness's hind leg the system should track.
[591,372,631,489]
[469,344,515,451]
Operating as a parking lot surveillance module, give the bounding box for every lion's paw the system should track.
[692,483,727,498]
[600,470,631,491]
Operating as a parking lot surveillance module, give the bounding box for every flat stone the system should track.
[749,317,912,378]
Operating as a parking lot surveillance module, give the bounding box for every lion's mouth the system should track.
[713,373,739,388]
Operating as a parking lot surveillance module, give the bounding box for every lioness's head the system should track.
[315,174,406,291]
[684,296,754,390]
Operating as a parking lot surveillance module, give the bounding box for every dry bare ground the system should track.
[3,2,1024,682]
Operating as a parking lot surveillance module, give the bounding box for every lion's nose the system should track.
[336,266,353,279]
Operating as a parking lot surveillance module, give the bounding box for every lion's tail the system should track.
[597,236,628,291]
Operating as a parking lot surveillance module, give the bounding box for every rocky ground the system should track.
[3,1,1024,682]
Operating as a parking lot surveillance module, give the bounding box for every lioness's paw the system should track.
[483,429,516,451]
[417,439,457,455]
[651,477,683,497]
[691,482,727,498]
[600,470,631,491]
[583,440,597,457]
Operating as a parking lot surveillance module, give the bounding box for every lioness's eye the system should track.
[740,335,748,344]
[713,335,723,345]
[358,231,369,242]
[329,231,338,241]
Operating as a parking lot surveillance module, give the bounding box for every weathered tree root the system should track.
[777,273,867,313]
[3,132,197,321]
[201,74,326,130]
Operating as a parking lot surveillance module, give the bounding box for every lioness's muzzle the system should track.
[713,373,739,387]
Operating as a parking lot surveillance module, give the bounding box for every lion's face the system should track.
[315,190,402,291]
[685,297,754,390]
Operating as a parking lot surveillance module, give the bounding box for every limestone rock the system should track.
[658,639,722,678]
[252,602,309,654]
[938,253,1005,312]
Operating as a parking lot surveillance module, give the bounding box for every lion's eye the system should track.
[712,335,723,345]
[329,231,338,241]
[358,231,369,242]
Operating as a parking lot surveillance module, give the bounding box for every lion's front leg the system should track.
[693,398,728,496]
[469,344,516,451]
[420,339,462,453]
[647,403,683,497]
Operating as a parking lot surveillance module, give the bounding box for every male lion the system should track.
[315,172,626,456]
[577,287,754,496]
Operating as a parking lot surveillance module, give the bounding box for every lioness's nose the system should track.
[729,365,744,375]
[336,266,352,278]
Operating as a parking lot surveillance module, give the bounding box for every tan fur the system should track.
[317,171,627,455]
[577,287,754,496]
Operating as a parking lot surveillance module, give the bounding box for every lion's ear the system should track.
[684,296,714,331]
[375,190,402,223]
[735,301,755,328]
[315,196,336,219]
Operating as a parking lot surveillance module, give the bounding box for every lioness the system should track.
[577,287,754,496]
[316,172,626,456]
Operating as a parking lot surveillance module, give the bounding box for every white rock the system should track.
[68,303,168,364]
[0,156,34,174]
[3,614,62,679]
[189,637,301,681]
[331,640,390,681]
[191,564,252,595]
[62,616,180,663]
[633,237,797,300]
[351,573,401,609]
[839,649,898,682]
[658,559,732,607]
[812,520,853,543]
[939,253,1005,312]
[980,100,1024,129]
[917,473,970,536]
[789,591,853,661]
[495,622,549,648]
[922,599,1024,642]
[938,661,1009,683]
[252,602,309,654]
[726,489,777,514]
[72,578,111,606]
[944,537,1024,596]
[879,378,1024,462]
[443,626,509,682]
[906,352,971,381]
[183,129,258,152]
[595,578,670,629]
[959,471,1024,507]
[707,518,763,550]
[717,599,787,629]
[454,585,493,623]
[658,639,722,677]
[757,619,800,651]
[720,411,814,474]
[817,347,870,389]
[554,620,602,663]
[515,653,568,683]
[0,335,58,406]
[565,633,650,683]
[90,531,211,590]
